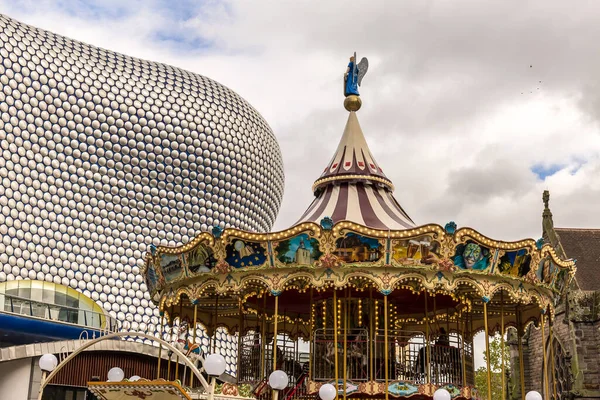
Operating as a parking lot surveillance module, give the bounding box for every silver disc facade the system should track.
[0,13,285,363]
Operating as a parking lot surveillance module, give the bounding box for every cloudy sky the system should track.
[3,0,600,242]
[5,0,599,372]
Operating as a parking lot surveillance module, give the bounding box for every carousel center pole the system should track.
[384,294,389,400]
[333,289,339,395]
[483,298,492,400]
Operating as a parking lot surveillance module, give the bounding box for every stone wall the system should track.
[518,291,600,399]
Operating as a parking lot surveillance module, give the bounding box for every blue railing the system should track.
[0,292,118,333]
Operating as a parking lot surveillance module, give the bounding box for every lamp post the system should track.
[37,354,58,400]
[433,389,451,400]
[204,354,226,400]
[525,391,543,400]
[319,383,337,400]
[268,370,288,400]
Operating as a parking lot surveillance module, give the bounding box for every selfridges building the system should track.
[0,13,285,362]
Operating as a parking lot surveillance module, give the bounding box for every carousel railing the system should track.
[239,333,310,391]
[312,328,370,381]
[373,329,472,387]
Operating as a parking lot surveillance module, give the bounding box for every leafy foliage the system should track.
[475,334,511,400]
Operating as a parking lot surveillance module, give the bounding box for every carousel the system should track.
[142,54,575,400]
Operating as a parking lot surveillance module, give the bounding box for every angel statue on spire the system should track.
[344,52,369,97]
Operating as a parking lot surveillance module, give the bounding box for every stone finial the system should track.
[543,190,550,210]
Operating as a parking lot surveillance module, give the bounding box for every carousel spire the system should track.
[296,54,415,230]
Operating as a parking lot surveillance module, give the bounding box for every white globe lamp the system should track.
[433,388,451,400]
[525,391,543,400]
[39,354,58,372]
[129,375,141,382]
[319,383,337,400]
[204,354,226,377]
[269,370,289,390]
[107,367,125,382]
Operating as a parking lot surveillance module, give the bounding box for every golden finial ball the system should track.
[344,95,362,112]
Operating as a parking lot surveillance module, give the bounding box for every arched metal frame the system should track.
[39,331,211,398]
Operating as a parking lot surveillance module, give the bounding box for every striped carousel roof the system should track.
[297,111,415,230]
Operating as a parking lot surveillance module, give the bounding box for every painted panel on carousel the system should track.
[387,382,419,396]
[536,256,557,285]
[334,232,383,263]
[391,236,441,266]
[225,239,267,268]
[145,262,160,292]
[453,241,492,271]
[185,242,217,275]
[496,249,532,277]
[275,233,323,266]
[160,253,184,282]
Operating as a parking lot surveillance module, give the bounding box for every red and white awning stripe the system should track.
[296,110,415,230]
[296,182,414,230]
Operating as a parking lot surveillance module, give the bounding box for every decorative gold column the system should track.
[212,295,219,353]
[549,312,557,398]
[157,313,165,379]
[384,294,389,400]
[343,290,348,400]
[333,289,339,395]
[483,299,492,400]
[273,295,279,372]
[191,302,198,387]
[541,312,549,398]
[369,287,374,382]
[236,298,243,384]
[501,292,505,400]
[424,291,430,385]
[309,288,313,381]
[261,293,267,380]
[517,306,525,400]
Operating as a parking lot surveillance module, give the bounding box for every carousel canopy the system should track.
[296,110,414,230]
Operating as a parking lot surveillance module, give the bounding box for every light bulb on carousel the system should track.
[525,391,543,400]
[433,388,451,400]
[319,383,337,400]
[107,367,125,382]
[204,354,226,400]
[269,370,289,400]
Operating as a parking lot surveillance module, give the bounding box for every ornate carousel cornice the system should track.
[143,219,575,323]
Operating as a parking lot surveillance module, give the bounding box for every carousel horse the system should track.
[175,320,204,367]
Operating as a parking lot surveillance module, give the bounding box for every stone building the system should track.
[515,191,600,399]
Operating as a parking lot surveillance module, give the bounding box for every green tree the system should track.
[475,334,511,400]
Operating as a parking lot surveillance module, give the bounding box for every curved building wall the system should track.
[0,12,284,367]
